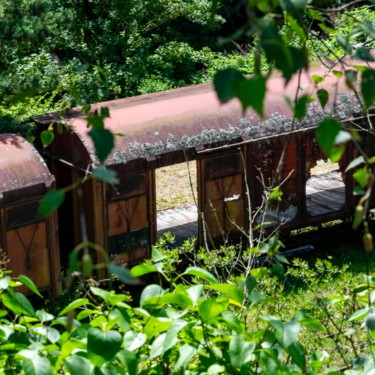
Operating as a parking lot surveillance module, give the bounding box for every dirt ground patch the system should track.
[155,161,197,210]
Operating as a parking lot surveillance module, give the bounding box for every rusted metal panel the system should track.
[6,223,51,292]
[106,170,153,265]
[249,133,299,213]
[0,134,54,203]
[198,148,247,244]
[107,196,148,234]
[33,67,365,168]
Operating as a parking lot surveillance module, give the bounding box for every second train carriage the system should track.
[0,134,60,296]
[33,66,374,270]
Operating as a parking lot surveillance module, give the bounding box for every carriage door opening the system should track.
[306,159,345,217]
[156,161,198,246]
[197,148,247,246]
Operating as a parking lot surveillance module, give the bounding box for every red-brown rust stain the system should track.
[0,134,53,198]
[43,64,372,163]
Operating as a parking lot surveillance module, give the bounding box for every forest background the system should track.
[1,0,375,374]
[1,0,374,137]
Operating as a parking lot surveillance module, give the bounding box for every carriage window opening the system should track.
[7,202,42,229]
[156,161,198,245]
[306,160,345,217]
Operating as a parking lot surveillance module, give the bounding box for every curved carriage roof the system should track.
[0,134,53,201]
[34,65,369,166]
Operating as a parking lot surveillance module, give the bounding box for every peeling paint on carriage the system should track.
[0,134,54,201]
[33,66,363,166]
[0,134,60,297]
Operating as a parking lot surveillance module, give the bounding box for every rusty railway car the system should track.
[0,134,60,296]
[31,65,375,272]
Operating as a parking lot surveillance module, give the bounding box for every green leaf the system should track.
[108,263,133,284]
[336,34,352,55]
[229,334,256,368]
[259,18,306,83]
[315,118,342,161]
[317,88,329,109]
[123,331,147,352]
[206,283,236,294]
[294,95,314,120]
[183,267,218,284]
[345,69,358,90]
[268,186,283,201]
[198,298,228,323]
[286,14,306,42]
[306,8,323,22]
[255,0,271,12]
[186,285,204,304]
[116,350,137,375]
[92,167,118,184]
[36,309,54,323]
[329,145,345,163]
[38,190,65,216]
[0,276,10,290]
[2,293,35,317]
[260,349,286,373]
[87,328,122,367]
[290,46,307,79]
[208,365,226,374]
[130,264,158,278]
[64,355,92,375]
[235,75,267,116]
[353,167,369,188]
[174,344,196,372]
[361,20,375,36]
[22,356,52,375]
[221,310,243,333]
[90,287,111,302]
[40,130,54,147]
[18,275,43,298]
[159,292,192,309]
[355,47,375,62]
[335,130,351,145]
[284,320,301,347]
[280,0,307,19]
[332,70,343,79]
[31,326,60,344]
[361,69,375,110]
[299,317,324,331]
[312,74,324,84]
[214,68,244,102]
[288,341,305,369]
[345,156,365,172]
[58,298,90,316]
[229,286,245,306]
[162,319,188,355]
[76,309,95,320]
[88,127,114,164]
[349,307,370,321]
[150,333,169,359]
[68,250,79,275]
[152,248,166,262]
[140,284,165,306]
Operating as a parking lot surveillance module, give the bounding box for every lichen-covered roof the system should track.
[35,65,370,166]
[0,134,53,200]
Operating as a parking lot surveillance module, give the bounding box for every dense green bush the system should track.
[2,242,375,374]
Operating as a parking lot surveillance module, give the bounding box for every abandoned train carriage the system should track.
[0,134,60,296]
[32,66,374,271]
